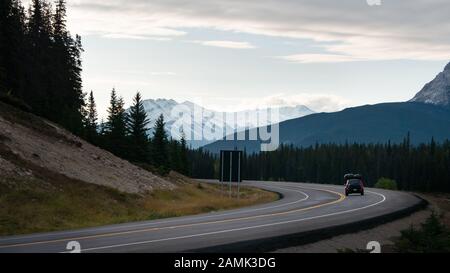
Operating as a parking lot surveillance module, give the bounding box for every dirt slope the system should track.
[0,102,174,194]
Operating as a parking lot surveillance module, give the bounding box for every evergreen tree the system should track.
[26,0,53,116]
[53,0,67,39]
[179,132,189,175]
[52,0,84,134]
[0,0,27,97]
[169,139,182,173]
[83,91,98,144]
[63,33,84,134]
[188,148,216,179]
[105,88,128,158]
[127,92,150,162]
[152,114,169,170]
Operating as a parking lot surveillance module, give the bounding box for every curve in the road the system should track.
[0,181,424,253]
[0,184,311,248]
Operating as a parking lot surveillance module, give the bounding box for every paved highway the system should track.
[0,181,422,253]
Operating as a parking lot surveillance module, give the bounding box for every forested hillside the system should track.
[204,102,450,154]
[192,136,450,193]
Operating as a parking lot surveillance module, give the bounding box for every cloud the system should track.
[279,53,362,63]
[192,40,256,49]
[147,72,177,76]
[103,33,172,40]
[116,70,177,76]
[258,93,354,113]
[62,0,450,62]
[208,93,354,113]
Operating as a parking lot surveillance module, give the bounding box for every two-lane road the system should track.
[0,181,423,253]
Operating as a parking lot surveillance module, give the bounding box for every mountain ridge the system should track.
[139,98,315,148]
[203,102,450,154]
[203,62,450,153]
[410,61,450,107]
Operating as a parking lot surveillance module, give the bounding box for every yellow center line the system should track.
[0,186,346,249]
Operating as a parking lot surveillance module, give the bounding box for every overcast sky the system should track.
[25,0,450,116]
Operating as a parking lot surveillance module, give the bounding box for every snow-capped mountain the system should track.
[410,62,450,107]
[141,99,315,148]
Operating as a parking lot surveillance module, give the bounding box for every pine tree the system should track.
[179,131,189,175]
[53,0,84,134]
[169,139,182,172]
[83,91,98,144]
[27,0,53,116]
[0,0,27,97]
[105,88,128,158]
[127,92,150,162]
[152,114,169,170]
[64,33,84,134]
[51,0,71,119]
[53,0,67,39]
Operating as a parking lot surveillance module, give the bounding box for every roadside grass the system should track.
[144,180,276,218]
[0,173,278,236]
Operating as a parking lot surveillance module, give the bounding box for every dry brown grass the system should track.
[143,176,278,218]
[0,171,278,236]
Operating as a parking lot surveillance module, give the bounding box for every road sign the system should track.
[220,150,242,183]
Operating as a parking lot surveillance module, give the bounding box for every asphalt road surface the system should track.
[0,181,422,253]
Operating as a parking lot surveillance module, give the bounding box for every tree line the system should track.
[1,0,189,175]
[83,89,189,175]
[1,0,84,134]
[190,136,450,193]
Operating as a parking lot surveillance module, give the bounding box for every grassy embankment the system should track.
[0,100,278,236]
[0,172,278,236]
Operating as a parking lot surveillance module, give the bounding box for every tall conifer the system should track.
[127,92,150,162]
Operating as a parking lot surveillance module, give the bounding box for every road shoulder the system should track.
[273,192,446,253]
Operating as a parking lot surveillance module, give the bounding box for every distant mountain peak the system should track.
[445,62,450,71]
[144,98,177,104]
[410,62,450,107]
[136,98,315,148]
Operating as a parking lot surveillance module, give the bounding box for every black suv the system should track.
[344,174,365,196]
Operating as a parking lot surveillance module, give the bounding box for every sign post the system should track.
[237,152,241,200]
[229,152,232,198]
[219,150,243,199]
[220,151,224,196]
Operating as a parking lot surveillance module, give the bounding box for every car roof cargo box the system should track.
[344,173,363,180]
[344,174,354,180]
